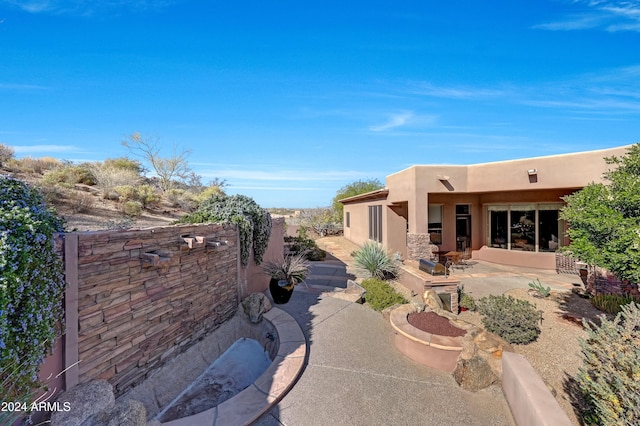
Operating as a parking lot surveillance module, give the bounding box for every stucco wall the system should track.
[239,217,285,298]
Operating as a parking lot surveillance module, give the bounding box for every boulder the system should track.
[81,399,146,426]
[241,292,272,323]
[51,380,115,426]
[423,289,444,311]
[453,356,498,391]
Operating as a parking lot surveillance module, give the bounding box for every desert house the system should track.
[340,145,631,269]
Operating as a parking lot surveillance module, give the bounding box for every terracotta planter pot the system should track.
[269,278,294,304]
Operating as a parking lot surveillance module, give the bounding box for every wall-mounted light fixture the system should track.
[527,169,537,176]
[436,175,450,181]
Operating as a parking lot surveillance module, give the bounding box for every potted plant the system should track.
[261,252,310,304]
[458,285,476,312]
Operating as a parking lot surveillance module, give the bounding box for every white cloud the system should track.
[0,0,180,16]
[534,0,640,32]
[369,112,414,132]
[198,168,373,182]
[227,186,325,191]
[0,83,48,91]
[408,83,505,99]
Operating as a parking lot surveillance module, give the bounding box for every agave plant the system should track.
[352,240,400,279]
[260,252,310,289]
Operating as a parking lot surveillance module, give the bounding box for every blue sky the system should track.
[1,1,639,208]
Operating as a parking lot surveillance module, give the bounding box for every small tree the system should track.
[560,143,640,283]
[332,178,384,222]
[122,132,192,192]
[0,143,14,167]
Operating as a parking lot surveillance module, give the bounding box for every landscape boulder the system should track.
[51,380,115,426]
[241,292,272,323]
[453,356,498,391]
[81,399,146,426]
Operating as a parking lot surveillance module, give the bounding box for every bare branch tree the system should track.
[121,132,192,192]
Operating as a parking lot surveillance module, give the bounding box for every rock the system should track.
[423,289,444,311]
[51,380,115,426]
[241,292,272,323]
[81,399,146,426]
[345,279,366,303]
[410,295,426,312]
[453,356,498,391]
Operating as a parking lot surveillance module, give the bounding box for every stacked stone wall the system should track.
[67,223,239,395]
[407,233,433,261]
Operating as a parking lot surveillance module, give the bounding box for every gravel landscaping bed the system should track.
[459,287,603,426]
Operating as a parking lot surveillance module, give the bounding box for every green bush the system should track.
[137,184,161,208]
[115,184,138,201]
[284,235,327,261]
[103,156,144,174]
[577,302,640,425]
[42,163,94,186]
[360,278,407,311]
[477,295,541,344]
[352,240,399,279]
[0,176,65,419]
[122,200,143,216]
[178,194,271,267]
[166,188,198,211]
[591,293,639,315]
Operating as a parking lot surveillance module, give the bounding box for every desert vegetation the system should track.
[0,142,225,230]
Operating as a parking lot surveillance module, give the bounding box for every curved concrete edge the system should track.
[501,351,572,426]
[157,307,306,426]
[389,304,463,372]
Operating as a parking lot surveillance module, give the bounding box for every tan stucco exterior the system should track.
[341,145,631,269]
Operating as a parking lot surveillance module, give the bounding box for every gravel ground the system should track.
[458,288,603,426]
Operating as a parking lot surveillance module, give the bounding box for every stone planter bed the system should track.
[390,304,464,372]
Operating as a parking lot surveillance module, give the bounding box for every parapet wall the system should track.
[70,223,239,394]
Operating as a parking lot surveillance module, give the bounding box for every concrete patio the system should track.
[253,238,539,426]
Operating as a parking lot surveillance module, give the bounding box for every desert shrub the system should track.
[0,143,14,167]
[360,278,407,311]
[193,184,225,204]
[352,240,400,279]
[284,235,326,261]
[122,200,143,216]
[166,188,197,211]
[103,156,144,174]
[42,163,95,186]
[576,302,640,425]
[137,184,160,208]
[178,194,271,267]
[477,295,541,344]
[16,156,61,174]
[90,162,141,198]
[114,185,138,201]
[591,293,639,315]
[0,176,65,418]
[68,191,96,213]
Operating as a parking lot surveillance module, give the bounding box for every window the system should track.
[486,204,564,252]
[346,212,350,228]
[428,204,443,245]
[368,205,382,242]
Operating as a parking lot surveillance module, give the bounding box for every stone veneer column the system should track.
[407,233,432,261]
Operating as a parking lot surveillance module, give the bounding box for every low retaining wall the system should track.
[502,351,571,426]
[389,305,463,372]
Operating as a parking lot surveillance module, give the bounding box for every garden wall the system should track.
[56,219,284,396]
[69,223,237,394]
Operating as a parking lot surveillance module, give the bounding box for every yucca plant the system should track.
[352,240,400,279]
[260,252,310,290]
